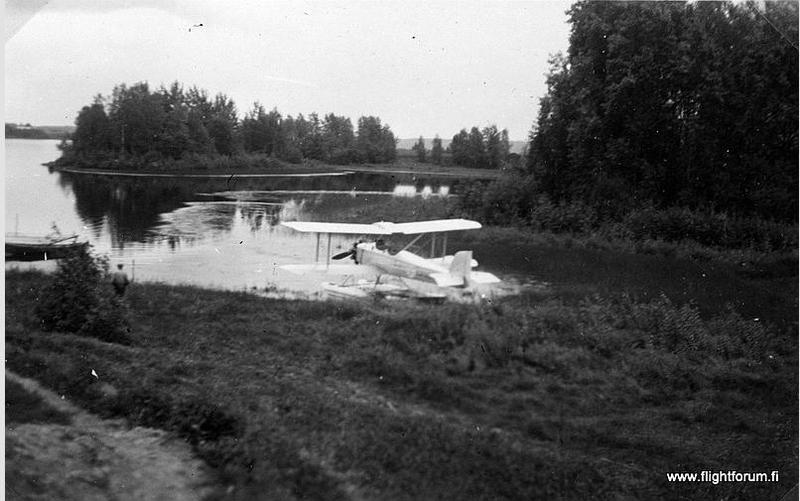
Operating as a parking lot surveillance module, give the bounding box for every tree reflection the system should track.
[56,171,459,248]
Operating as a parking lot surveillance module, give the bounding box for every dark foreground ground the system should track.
[5,235,798,500]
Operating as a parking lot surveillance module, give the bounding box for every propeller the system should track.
[332,249,355,260]
[332,240,361,261]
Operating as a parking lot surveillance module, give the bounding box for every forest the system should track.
[59,83,397,166]
[57,79,513,170]
[525,0,797,223]
[458,0,797,252]
[59,79,514,171]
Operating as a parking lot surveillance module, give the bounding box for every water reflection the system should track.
[153,201,283,242]
[57,170,462,249]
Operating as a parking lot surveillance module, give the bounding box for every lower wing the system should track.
[280,263,376,279]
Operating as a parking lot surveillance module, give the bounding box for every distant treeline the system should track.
[5,123,73,140]
[59,82,397,166]
[523,0,798,223]
[58,82,516,170]
[460,0,797,248]
[409,125,515,169]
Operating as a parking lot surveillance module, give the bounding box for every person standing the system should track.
[111,263,130,296]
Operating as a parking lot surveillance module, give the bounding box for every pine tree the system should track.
[431,136,444,165]
[412,136,427,162]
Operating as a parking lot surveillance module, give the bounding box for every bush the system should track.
[530,196,599,233]
[328,147,359,165]
[623,205,797,251]
[457,172,797,252]
[108,390,242,445]
[34,244,131,344]
[457,174,538,225]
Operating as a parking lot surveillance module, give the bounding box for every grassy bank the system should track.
[6,267,796,500]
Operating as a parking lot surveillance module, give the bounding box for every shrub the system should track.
[328,147,358,165]
[530,196,599,233]
[34,244,131,344]
[108,390,242,445]
[623,206,797,251]
[458,174,538,225]
[706,307,777,360]
[456,174,797,252]
[587,293,782,363]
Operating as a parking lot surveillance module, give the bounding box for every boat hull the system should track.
[5,236,85,261]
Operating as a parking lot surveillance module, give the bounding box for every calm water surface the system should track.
[5,139,472,294]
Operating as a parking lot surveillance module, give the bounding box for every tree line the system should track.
[5,123,71,140]
[410,125,513,169]
[526,0,797,223]
[63,80,518,170]
[64,82,397,165]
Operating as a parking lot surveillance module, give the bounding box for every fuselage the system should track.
[355,243,447,284]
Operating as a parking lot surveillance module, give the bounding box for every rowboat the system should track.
[5,234,85,261]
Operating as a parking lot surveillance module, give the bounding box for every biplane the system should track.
[280,218,501,301]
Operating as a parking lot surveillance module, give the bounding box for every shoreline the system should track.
[342,164,503,179]
[50,166,356,178]
[47,162,503,180]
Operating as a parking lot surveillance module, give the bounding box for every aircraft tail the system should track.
[447,250,501,286]
[449,251,473,278]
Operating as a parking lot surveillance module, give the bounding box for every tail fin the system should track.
[449,251,473,278]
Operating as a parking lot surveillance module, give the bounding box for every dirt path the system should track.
[5,371,216,501]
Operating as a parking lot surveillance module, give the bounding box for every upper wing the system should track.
[281,221,394,235]
[281,219,481,235]
[389,219,481,234]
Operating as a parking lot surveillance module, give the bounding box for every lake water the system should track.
[5,139,489,295]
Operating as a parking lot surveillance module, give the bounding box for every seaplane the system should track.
[280,218,501,302]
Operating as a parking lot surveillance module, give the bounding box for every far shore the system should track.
[49,166,356,179]
[46,160,504,180]
[342,163,504,179]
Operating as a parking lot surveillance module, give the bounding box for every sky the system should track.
[4,0,573,141]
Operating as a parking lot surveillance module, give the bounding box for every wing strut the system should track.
[315,233,321,264]
[400,233,424,253]
[326,233,332,268]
